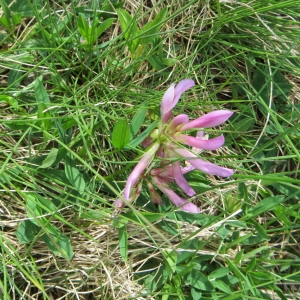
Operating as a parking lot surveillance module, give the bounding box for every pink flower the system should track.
[114,79,234,215]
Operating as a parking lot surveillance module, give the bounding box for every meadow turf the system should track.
[0,0,300,299]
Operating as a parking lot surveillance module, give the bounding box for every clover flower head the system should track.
[114,79,234,215]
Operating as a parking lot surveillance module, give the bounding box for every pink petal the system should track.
[173,79,195,106]
[161,80,195,123]
[153,177,200,213]
[181,163,196,174]
[161,84,175,122]
[123,143,160,200]
[169,114,189,130]
[176,134,225,150]
[173,147,234,177]
[172,161,196,196]
[180,110,233,131]
[181,202,201,214]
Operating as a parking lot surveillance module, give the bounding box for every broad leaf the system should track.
[140,7,167,45]
[118,226,128,262]
[34,77,50,106]
[64,154,86,193]
[39,148,58,169]
[16,220,39,244]
[129,106,147,138]
[244,195,286,219]
[111,119,130,149]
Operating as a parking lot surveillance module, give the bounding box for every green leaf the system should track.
[243,195,286,219]
[41,224,73,259]
[25,194,43,226]
[185,270,214,291]
[118,226,128,262]
[39,148,59,169]
[140,7,167,45]
[96,18,115,39]
[116,8,140,53]
[191,287,202,300]
[124,211,163,224]
[64,154,86,194]
[229,117,254,139]
[81,210,110,220]
[11,12,22,26]
[0,95,18,106]
[144,265,169,292]
[126,120,159,149]
[16,220,39,244]
[111,119,130,149]
[208,267,230,279]
[77,14,89,40]
[163,250,177,278]
[8,0,43,17]
[112,216,129,229]
[148,54,166,71]
[34,77,50,106]
[212,279,231,294]
[129,106,147,138]
[8,65,22,88]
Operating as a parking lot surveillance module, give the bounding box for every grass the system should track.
[1,0,300,299]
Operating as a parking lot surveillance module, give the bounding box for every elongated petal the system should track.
[176,134,225,150]
[181,163,196,174]
[161,84,175,122]
[153,177,200,213]
[180,110,233,131]
[173,79,195,106]
[169,114,189,130]
[161,80,195,123]
[181,202,201,214]
[173,147,234,177]
[172,161,196,196]
[123,143,160,200]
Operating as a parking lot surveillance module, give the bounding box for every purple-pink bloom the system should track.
[161,79,195,123]
[114,79,234,215]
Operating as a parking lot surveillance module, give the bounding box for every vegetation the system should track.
[0,0,300,299]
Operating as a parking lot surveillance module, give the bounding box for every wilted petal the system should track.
[142,136,154,148]
[176,134,225,150]
[173,147,234,177]
[113,198,125,209]
[169,114,189,130]
[180,110,233,131]
[123,142,160,200]
[146,180,164,205]
[172,161,196,196]
[153,177,200,214]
